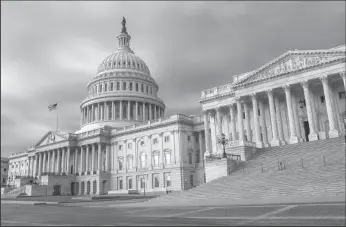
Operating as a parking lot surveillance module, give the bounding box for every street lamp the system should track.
[217,133,229,159]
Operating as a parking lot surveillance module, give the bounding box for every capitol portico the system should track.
[5,18,346,196]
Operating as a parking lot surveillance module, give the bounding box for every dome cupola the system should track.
[78,17,165,133]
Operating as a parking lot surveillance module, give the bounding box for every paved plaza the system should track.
[1,201,345,226]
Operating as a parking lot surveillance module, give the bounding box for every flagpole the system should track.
[56,102,59,132]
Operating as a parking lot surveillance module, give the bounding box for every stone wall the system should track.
[205,158,237,183]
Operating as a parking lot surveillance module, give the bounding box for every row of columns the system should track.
[81,101,164,125]
[203,72,345,157]
[28,143,111,177]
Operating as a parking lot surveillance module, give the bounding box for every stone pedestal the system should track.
[205,158,237,183]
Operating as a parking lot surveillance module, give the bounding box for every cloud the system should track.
[1,1,345,156]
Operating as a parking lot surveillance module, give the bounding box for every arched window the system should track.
[140,153,146,168]
[164,150,171,165]
[153,152,160,167]
[127,155,133,169]
[118,157,124,170]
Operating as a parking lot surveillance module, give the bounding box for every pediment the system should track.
[234,49,345,87]
[35,131,69,147]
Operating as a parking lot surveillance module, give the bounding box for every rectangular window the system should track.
[165,152,171,165]
[146,86,148,94]
[117,82,120,90]
[320,96,325,103]
[188,153,192,164]
[153,154,159,167]
[128,143,132,149]
[165,173,171,187]
[136,83,139,91]
[119,179,123,190]
[118,158,124,170]
[150,87,152,95]
[128,179,132,189]
[105,83,108,92]
[141,84,144,92]
[153,138,158,144]
[164,136,170,143]
[141,178,145,188]
[99,84,102,93]
[123,82,126,90]
[111,82,113,91]
[130,82,133,91]
[153,174,159,188]
[339,91,346,99]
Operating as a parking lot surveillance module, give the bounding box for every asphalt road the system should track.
[1,202,345,226]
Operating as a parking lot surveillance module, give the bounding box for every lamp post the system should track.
[217,133,229,159]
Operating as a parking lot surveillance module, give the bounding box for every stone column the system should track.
[301,81,319,141]
[275,97,286,145]
[52,150,57,173]
[57,148,61,173]
[266,89,280,146]
[74,148,78,174]
[283,85,299,144]
[92,104,94,122]
[27,157,31,177]
[42,152,46,173]
[61,148,65,174]
[259,100,269,146]
[47,151,51,173]
[291,93,303,141]
[92,144,95,173]
[98,143,102,172]
[149,104,152,120]
[236,98,245,142]
[97,103,100,121]
[32,156,36,177]
[320,76,339,138]
[66,148,70,175]
[111,101,114,120]
[229,104,237,141]
[215,107,222,137]
[80,146,84,173]
[244,102,252,142]
[85,145,89,173]
[127,101,130,120]
[202,110,211,157]
[120,101,123,120]
[38,154,42,177]
[135,101,139,121]
[340,71,346,93]
[310,90,319,132]
[198,131,204,163]
[154,105,157,119]
[143,102,146,121]
[251,93,263,147]
[106,144,110,171]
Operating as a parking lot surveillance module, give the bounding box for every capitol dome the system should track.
[78,17,165,132]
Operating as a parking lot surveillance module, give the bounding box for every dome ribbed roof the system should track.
[97,50,151,76]
[96,17,150,76]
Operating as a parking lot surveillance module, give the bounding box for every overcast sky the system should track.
[1,1,345,157]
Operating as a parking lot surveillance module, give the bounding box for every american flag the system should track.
[48,103,58,111]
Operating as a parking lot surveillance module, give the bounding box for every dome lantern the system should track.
[116,17,133,53]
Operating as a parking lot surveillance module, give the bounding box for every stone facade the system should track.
[1,157,9,187]
[6,20,346,196]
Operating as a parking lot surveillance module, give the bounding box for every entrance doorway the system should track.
[71,182,75,196]
[304,121,310,142]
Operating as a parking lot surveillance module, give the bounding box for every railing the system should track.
[201,83,235,100]
[225,140,256,148]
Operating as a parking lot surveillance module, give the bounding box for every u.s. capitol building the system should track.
[6,18,346,196]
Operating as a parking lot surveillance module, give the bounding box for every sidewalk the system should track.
[110,193,346,208]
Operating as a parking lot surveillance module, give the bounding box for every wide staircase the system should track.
[1,185,27,198]
[147,136,345,206]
